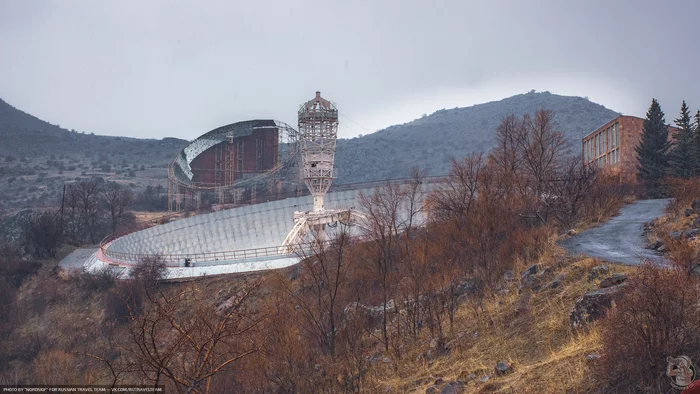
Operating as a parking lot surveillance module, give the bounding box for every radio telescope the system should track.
[280,92,367,252]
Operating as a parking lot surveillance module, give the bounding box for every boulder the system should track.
[522,275,537,289]
[683,228,700,239]
[686,208,695,217]
[567,229,578,236]
[586,353,601,362]
[441,381,465,394]
[521,264,538,280]
[551,274,566,289]
[503,270,515,281]
[588,265,609,281]
[570,284,625,329]
[599,273,627,288]
[494,361,513,376]
[425,385,440,394]
[648,239,663,250]
[693,200,700,211]
[478,375,490,383]
[694,217,700,228]
[457,370,477,382]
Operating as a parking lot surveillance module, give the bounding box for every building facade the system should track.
[582,115,677,182]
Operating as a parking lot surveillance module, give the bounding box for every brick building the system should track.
[582,115,675,182]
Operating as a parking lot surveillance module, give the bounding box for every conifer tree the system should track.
[695,109,700,175]
[635,99,670,196]
[668,100,695,178]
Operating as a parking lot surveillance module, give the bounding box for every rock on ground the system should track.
[588,265,609,281]
[599,273,627,288]
[570,284,625,329]
[494,361,514,376]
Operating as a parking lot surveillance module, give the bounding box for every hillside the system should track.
[0,91,618,209]
[0,98,187,209]
[334,91,619,183]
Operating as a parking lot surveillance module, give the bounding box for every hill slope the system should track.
[334,91,619,183]
[0,98,187,209]
[0,98,187,160]
[0,91,618,209]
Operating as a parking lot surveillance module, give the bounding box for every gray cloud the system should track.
[1,0,698,140]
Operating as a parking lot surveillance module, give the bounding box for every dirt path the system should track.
[559,199,671,265]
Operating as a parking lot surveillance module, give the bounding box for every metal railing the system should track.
[101,244,297,267]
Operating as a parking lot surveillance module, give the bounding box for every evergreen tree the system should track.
[668,100,696,178]
[635,98,670,196]
[695,109,700,175]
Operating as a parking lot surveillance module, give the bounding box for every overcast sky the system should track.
[1,0,698,140]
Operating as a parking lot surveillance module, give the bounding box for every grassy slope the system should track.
[370,255,636,393]
[3,244,638,392]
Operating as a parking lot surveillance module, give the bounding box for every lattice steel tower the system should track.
[280,91,367,254]
[298,91,338,212]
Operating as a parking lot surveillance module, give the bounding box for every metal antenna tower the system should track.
[299,91,338,211]
[280,92,367,253]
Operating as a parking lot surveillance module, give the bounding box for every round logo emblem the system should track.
[667,355,697,389]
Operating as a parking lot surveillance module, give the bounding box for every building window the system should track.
[610,126,615,148]
[603,130,607,153]
[256,138,265,172]
[237,140,244,177]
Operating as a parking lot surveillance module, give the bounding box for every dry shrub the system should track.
[584,172,631,223]
[131,254,167,287]
[0,277,17,339]
[32,349,80,384]
[663,236,699,277]
[78,267,118,292]
[594,264,700,392]
[0,245,41,288]
[667,177,700,212]
[105,281,144,324]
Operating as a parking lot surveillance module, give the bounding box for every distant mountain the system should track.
[0,98,188,209]
[0,98,188,159]
[0,92,618,209]
[334,91,620,183]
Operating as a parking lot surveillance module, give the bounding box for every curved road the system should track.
[559,199,670,265]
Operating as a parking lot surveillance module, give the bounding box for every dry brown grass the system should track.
[370,256,637,393]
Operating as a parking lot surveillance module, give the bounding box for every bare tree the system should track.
[20,211,63,258]
[428,153,484,223]
[360,182,406,352]
[291,222,355,357]
[101,181,134,233]
[547,156,598,228]
[93,281,264,393]
[518,109,570,223]
[65,178,104,244]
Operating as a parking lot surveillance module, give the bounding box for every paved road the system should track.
[559,199,671,265]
